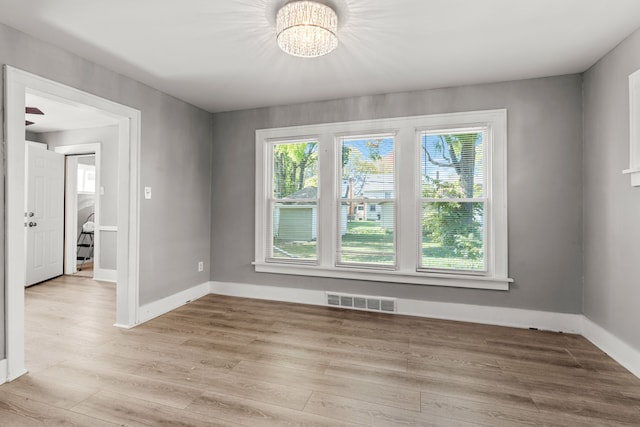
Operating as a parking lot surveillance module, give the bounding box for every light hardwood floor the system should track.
[73,262,94,278]
[1,275,639,426]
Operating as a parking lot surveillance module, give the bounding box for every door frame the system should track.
[4,66,141,381]
[55,145,101,277]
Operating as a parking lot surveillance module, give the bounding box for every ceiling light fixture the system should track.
[276,1,338,58]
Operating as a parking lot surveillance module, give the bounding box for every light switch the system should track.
[144,186,152,199]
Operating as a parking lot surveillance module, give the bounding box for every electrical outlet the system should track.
[198,261,204,272]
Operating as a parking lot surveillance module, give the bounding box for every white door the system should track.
[25,144,65,286]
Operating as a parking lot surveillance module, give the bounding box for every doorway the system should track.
[73,154,97,277]
[25,98,111,286]
[5,66,141,381]
[55,142,112,282]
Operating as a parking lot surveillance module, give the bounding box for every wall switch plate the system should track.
[144,186,152,199]
[198,261,204,272]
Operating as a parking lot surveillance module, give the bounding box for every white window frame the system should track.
[625,69,640,186]
[417,126,489,274]
[255,109,511,290]
[266,138,320,264]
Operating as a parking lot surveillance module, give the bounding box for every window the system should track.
[268,140,318,262]
[255,110,510,290]
[626,69,640,186]
[338,135,396,268]
[419,128,486,272]
[77,163,96,194]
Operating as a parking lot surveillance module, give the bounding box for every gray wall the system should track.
[40,126,119,270]
[211,75,584,314]
[0,22,212,358]
[583,28,640,351]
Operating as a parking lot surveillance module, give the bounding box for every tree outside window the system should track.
[420,130,486,271]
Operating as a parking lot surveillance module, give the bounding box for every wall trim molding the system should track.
[582,317,640,379]
[210,281,325,307]
[208,281,583,333]
[55,142,102,276]
[208,281,639,378]
[0,359,7,385]
[93,268,117,283]
[137,282,210,325]
[398,299,583,333]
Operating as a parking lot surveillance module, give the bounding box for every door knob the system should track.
[28,222,37,227]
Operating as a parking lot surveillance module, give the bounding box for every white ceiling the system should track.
[26,92,118,133]
[3,0,640,113]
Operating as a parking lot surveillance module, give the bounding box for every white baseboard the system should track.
[209,281,325,306]
[208,281,582,333]
[399,299,583,333]
[0,359,7,385]
[138,282,210,324]
[93,268,117,283]
[582,317,640,378]
[113,323,133,329]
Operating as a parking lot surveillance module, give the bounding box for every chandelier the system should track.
[276,1,338,58]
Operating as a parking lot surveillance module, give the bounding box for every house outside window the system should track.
[255,110,510,290]
[338,135,396,268]
[268,140,318,263]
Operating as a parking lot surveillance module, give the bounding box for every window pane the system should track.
[85,171,96,193]
[271,202,317,260]
[338,201,394,266]
[421,201,485,271]
[420,131,484,198]
[77,163,96,193]
[273,141,318,199]
[341,136,394,199]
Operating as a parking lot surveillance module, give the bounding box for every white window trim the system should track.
[625,69,640,186]
[265,138,321,263]
[255,109,512,291]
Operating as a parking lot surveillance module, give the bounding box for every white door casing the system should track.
[4,66,141,382]
[56,143,102,277]
[25,145,64,286]
[64,155,79,275]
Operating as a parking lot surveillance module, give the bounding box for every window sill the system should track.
[623,168,640,187]
[253,262,512,291]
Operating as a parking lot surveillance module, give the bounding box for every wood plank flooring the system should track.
[1,275,639,426]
